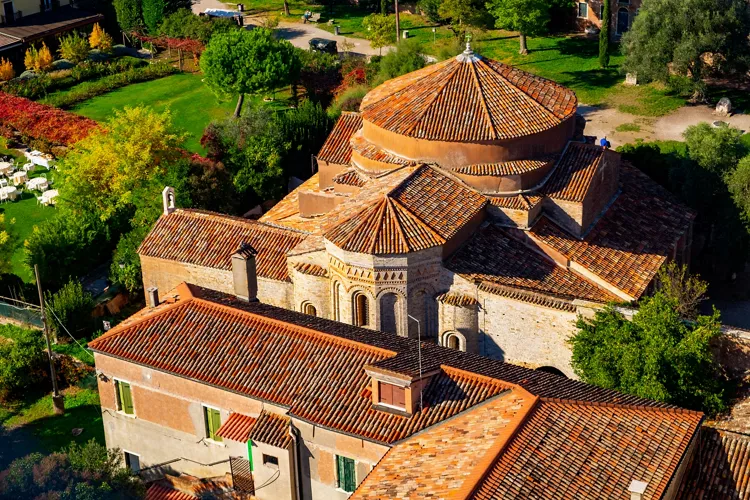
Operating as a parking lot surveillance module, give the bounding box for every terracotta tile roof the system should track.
[248,411,292,449]
[317,112,362,165]
[477,282,578,313]
[139,209,306,282]
[541,142,605,202]
[216,412,256,443]
[447,224,618,304]
[324,166,485,254]
[260,174,326,233]
[487,194,543,211]
[352,389,537,500]
[292,262,327,277]
[332,168,369,188]
[530,164,695,299]
[453,158,555,176]
[471,399,703,500]
[360,55,576,142]
[146,484,196,500]
[678,427,750,499]
[436,292,479,308]
[350,130,415,167]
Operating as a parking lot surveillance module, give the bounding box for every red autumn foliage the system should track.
[132,33,205,55]
[334,67,367,97]
[0,92,100,146]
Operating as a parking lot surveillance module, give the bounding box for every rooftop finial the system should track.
[465,33,472,54]
[457,33,480,63]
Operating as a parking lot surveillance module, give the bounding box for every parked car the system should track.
[309,38,337,54]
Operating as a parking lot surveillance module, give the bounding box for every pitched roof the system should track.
[332,168,369,188]
[259,174,325,233]
[89,283,680,448]
[292,262,328,277]
[216,412,256,443]
[352,390,536,499]
[530,164,695,299]
[471,399,702,500]
[678,427,750,499]
[447,224,618,305]
[248,411,292,449]
[360,54,577,142]
[453,158,555,177]
[324,166,486,255]
[541,142,606,202]
[487,194,543,211]
[436,292,479,308]
[146,484,196,500]
[350,130,416,167]
[139,209,306,282]
[317,112,362,165]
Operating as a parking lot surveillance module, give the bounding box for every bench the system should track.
[302,12,321,23]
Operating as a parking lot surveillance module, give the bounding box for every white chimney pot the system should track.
[628,480,648,500]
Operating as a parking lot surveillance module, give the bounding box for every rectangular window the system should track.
[336,455,356,493]
[124,452,140,473]
[577,2,588,18]
[263,454,279,468]
[378,382,406,408]
[204,406,223,442]
[599,3,604,18]
[115,380,134,415]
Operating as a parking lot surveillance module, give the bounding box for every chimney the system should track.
[231,243,259,302]
[628,480,648,500]
[162,186,176,215]
[146,287,159,308]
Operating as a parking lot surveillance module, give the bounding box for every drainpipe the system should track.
[289,424,304,500]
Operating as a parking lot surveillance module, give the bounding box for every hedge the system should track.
[42,63,178,109]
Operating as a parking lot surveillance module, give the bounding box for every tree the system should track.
[200,28,301,118]
[362,14,396,55]
[89,22,104,48]
[24,43,53,72]
[297,49,342,106]
[683,122,745,173]
[598,0,610,68]
[58,32,90,64]
[654,262,708,320]
[570,292,727,414]
[142,0,166,33]
[622,0,750,87]
[439,0,492,38]
[727,155,750,223]
[158,9,234,43]
[0,214,11,275]
[375,39,426,83]
[113,0,142,32]
[486,0,550,54]
[0,58,14,81]
[0,327,46,401]
[418,0,441,23]
[45,280,96,340]
[57,106,183,221]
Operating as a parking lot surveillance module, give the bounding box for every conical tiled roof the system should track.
[360,50,577,142]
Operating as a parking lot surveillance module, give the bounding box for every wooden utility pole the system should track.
[35,265,63,415]
[395,0,400,43]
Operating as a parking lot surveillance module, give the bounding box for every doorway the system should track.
[617,8,629,35]
[3,2,14,24]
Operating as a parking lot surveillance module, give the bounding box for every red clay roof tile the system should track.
[454,158,555,177]
[247,411,292,449]
[216,412,256,443]
[541,142,606,202]
[146,484,197,500]
[317,112,362,165]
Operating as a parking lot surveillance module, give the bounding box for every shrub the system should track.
[89,23,104,49]
[45,280,96,340]
[0,92,99,146]
[328,84,369,116]
[0,453,44,496]
[24,43,53,73]
[0,328,47,401]
[42,62,177,108]
[374,40,426,85]
[142,0,166,33]
[0,58,14,81]
[58,32,90,65]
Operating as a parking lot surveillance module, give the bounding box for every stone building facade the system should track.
[139,47,693,378]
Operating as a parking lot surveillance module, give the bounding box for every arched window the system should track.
[448,335,460,350]
[442,331,466,352]
[333,282,342,322]
[353,292,369,327]
[302,302,317,317]
[380,293,400,335]
[616,7,630,34]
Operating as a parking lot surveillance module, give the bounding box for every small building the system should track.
[574,0,641,38]
[89,281,703,499]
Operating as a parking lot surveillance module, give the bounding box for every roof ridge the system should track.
[388,195,446,244]
[329,196,388,248]
[468,60,498,140]
[383,197,411,253]
[477,58,562,124]
[172,208,309,235]
[539,397,704,416]
[403,63,462,137]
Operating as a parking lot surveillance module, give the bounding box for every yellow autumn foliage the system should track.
[89,23,103,48]
[0,58,15,81]
[37,43,53,72]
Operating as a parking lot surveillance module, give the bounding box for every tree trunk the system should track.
[395,0,400,43]
[519,33,528,55]
[234,93,244,118]
[381,0,386,15]
[283,0,289,16]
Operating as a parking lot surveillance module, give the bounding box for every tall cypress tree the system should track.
[142,0,165,34]
[599,0,611,68]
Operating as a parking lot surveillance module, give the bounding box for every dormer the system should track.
[364,355,441,416]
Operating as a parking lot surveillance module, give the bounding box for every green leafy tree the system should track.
[58,32,90,64]
[158,8,233,43]
[683,122,745,173]
[297,48,342,105]
[0,214,12,275]
[622,0,750,87]
[418,0,442,23]
[142,0,166,33]
[375,39,426,84]
[439,0,492,37]
[598,0,610,68]
[0,328,46,401]
[727,155,750,223]
[45,280,96,340]
[200,28,301,118]
[654,262,708,320]
[486,0,550,54]
[113,0,142,32]
[570,292,727,414]
[362,13,396,56]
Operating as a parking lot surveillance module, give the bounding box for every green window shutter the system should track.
[344,457,356,492]
[118,382,134,415]
[211,408,223,442]
[336,455,344,489]
[247,441,254,471]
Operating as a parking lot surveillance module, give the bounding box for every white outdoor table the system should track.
[42,189,58,205]
[0,185,19,201]
[0,162,11,176]
[27,177,48,191]
[12,171,27,185]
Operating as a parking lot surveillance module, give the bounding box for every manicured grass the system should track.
[1,166,57,282]
[616,122,642,133]
[1,385,104,453]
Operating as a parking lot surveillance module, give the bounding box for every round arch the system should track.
[301,301,318,317]
[536,366,567,378]
[441,331,466,352]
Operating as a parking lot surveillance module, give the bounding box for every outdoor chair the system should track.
[0,179,7,188]
[0,192,7,203]
[37,196,43,205]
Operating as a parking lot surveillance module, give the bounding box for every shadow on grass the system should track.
[560,68,623,90]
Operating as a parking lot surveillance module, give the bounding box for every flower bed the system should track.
[0,93,99,147]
